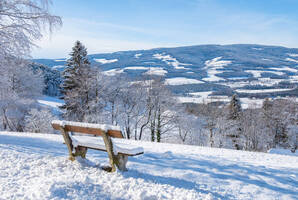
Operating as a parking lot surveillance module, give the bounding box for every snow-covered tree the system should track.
[0,0,61,132]
[24,108,57,133]
[61,41,93,121]
[228,94,242,120]
[0,0,61,57]
[0,58,44,131]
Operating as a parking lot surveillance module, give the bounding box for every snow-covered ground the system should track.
[52,65,65,70]
[285,57,298,63]
[221,78,285,88]
[54,59,67,62]
[0,132,297,200]
[165,77,203,85]
[37,96,64,115]
[103,68,125,76]
[144,67,168,76]
[245,70,284,78]
[94,58,118,64]
[124,66,148,70]
[153,53,192,70]
[236,88,295,94]
[177,96,230,105]
[288,53,298,57]
[135,53,142,58]
[203,57,231,82]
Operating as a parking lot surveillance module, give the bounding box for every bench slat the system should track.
[52,123,123,138]
[71,135,144,156]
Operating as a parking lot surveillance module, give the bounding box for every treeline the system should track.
[187,96,297,152]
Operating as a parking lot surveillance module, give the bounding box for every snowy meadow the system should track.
[1,132,297,200]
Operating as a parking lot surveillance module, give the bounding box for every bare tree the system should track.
[0,0,62,57]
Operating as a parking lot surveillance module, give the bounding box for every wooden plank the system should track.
[78,145,144,156]
[52,123,123,138]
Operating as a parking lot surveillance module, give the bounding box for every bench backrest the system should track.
[51,120,123,138]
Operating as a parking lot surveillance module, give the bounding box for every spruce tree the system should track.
[60,41,92,121]
[228,94,242,120]
[226,94,242,150]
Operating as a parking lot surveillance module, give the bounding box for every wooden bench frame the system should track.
[51,120,143,172]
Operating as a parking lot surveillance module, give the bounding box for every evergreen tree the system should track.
[226,94,242,150]
[228,94,242,120]
[60,41,92,121]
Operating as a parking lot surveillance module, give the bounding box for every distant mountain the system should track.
[33,44,298,105]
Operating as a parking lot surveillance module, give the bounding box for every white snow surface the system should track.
[288,53,298,57]
[52,65,65,70]
[54,59,67,62]
[252,48,263,51]
[94,58,118,64]
[1,132,297,200]
[205,57,232,68]
[124,66,148,70]
[268,148,298,156]
[37,96,64,116]
[285,57,298,63]
[269,67,298,73]
[51,120,121,131]
[177,96,230,104]
[37,96,64,109]
[203,57,231,82]
[134,53,142,58]
[222,78,285,88]
[189,91,213,98]
[144,67,167,76]
[165,77,204,85]
[102,68,124,76]
[236,88,295,94]
[153,53,192,70]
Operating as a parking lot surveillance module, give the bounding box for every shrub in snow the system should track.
[24,108,57,134]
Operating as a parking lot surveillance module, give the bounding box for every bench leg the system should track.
[74,146,88,159]
[59,127,75,161]
[115,154,128,171]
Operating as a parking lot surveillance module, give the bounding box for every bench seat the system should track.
[71,135,144,156]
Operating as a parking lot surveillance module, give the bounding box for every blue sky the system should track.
[32,0,298,58]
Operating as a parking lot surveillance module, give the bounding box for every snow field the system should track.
[94,58,118,64]
[134,53,142,58]
[236,88,295,94]
[52,65,65,70]
[285,58,298,63]
[153,53,192,70]
[103,68,124,76]
[165,77,204,85]
[203,57,231,82]
[144,67,167,76]
[1,132,297,200]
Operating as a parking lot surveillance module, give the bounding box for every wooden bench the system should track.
[51,120,144,172]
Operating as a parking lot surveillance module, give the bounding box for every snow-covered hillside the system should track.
[1,132,297,200]
[33,44,298,102]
